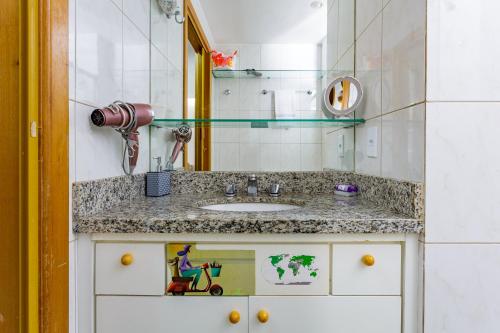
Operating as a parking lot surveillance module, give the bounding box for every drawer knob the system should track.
[257,310,269,323]
[229,310,240,324]
[361,254,375,266]
[121,253,134,266]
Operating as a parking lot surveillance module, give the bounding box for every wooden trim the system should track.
[183,0,211,170]
[1,0,24,331]
[39,0,69,332]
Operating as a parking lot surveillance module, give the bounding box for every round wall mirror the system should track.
[322,76,363,117]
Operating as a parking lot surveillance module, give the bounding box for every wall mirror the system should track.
[322,76,363,118]
[150,0,357,172]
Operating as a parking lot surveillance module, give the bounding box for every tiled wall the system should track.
[322,0,356,172]
[211,44,324,171]
[323,0,426,181]
[68,0,184,331]
[424,0,500,331]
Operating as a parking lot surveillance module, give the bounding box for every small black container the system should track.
[146,171,171,197]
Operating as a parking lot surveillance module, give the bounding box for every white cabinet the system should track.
[249,296,401,333]
[95,243,165,295]
[96,296,168,333]
[332,243,401,295]
[97,296,249,333]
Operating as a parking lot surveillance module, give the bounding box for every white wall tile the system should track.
[427,0,500,101]
[217,78,240,111]
[301,144,323,171]
[355,14,382,120]
[381,0,425,113]
[167,62,183,118]
[239,44,261,70]
[239,79,261,111]
[261,44,283,70]
[239,111,262,144]
[322,128,354,171]
[327,0,339,69]
[354,118,381,176]
[69,240,77,333]
[280,144,301,171]
[69,0,76,100]
[356,0,382,38]
[425,244,500,332]
[167,0,184,71]
[75,102,125,181]
[281,128,301,144]
[218,143,239,171]
[337,44,354,76]
[76,0,123,107]
[123,17,150,103]
[259,144,281,171]
[123,0,150,38]
[151,0,169,58]
[338,0,355,58]
[381,104,424,181]
[239,143,260,171]
[151,45,169,118]
[425,102,500,242]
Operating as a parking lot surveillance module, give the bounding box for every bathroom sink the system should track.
[199,202,301,212]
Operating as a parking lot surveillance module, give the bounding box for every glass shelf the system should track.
[212,69,334,80]
[151,118,365,129]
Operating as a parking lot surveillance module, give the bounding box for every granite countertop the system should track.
[74,193,423,234]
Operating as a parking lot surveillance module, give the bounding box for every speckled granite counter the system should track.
[73,193,423,234]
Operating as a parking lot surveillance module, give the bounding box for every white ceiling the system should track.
[198,0,327,44]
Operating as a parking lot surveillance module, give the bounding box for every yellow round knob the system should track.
[362,254,375,266]
[121,253,134,266]
[229,310,240,324]
[257,310,269,323]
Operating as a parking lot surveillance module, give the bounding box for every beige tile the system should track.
[426,102,500,242]
[381,0,425,113]
[425,244,500,332]
[355,117,381,176]
[427,0,500,101]
[356,0,382,38]
[381,104,424,181]
[355,14,382,120]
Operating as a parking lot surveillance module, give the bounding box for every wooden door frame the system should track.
[183,0,212,170]
[1,0,67,332]
[39,0,69,332]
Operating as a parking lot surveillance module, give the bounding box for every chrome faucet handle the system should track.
[247,174,258,196]
[269,183,281,197]
[224,184,237,197]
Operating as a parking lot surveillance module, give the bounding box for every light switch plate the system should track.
[367,127,378,158]
[337,134,344,158]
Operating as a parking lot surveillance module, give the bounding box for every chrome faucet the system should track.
[247,174,258,196]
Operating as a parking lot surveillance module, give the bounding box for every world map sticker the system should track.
[261,254,319,285]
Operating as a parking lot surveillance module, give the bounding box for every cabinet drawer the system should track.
[95,243,165,295]
[332,243,401,295]
[249,296,401,333]
[96,296,248,333]
[255,244,330,295]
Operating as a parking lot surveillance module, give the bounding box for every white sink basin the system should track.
[200,202,301,212]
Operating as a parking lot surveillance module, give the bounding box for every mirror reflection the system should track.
[322,76,363,118]
[150,0,357,172]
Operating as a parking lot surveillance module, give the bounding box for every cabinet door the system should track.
[249,296,401,333]
[97,296,168,333]
[332,244,401,295]
[97,296,248,333]
[95,243,165,295]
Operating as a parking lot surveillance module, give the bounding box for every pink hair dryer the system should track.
[91,101,154,175]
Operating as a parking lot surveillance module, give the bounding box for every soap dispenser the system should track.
[146,157,171,197]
